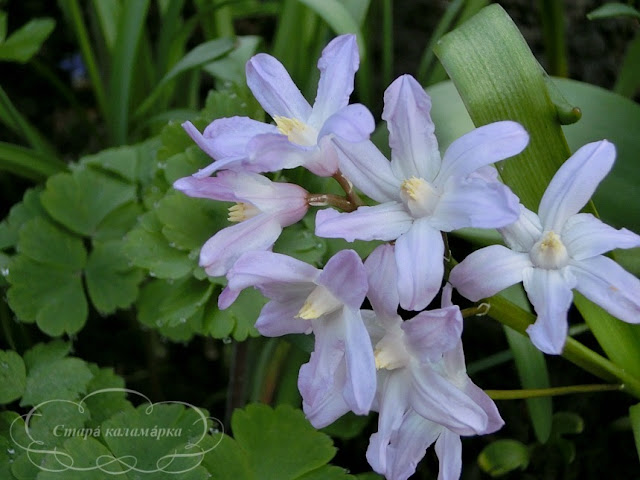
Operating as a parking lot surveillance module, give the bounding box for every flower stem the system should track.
[333,170,363,207]
[486,383,622,400]
[307,193,356,212]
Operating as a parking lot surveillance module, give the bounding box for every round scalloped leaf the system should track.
[274,223,326,266]
[20,356,93,406]
[478,439,530,477]
[85,240,144,315]
[0,350,26,404]
[41,166,136,237]
[124,212,195,279]
[16,217,86,270]
[80,144,140,183]
[93,201,144,243]
[156,191,228,251]
[163,146,213,185]
[204,404,337,480]
[0,187,45,251]
[203,288,262,341]
[7,256,88,336]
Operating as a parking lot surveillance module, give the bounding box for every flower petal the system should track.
[562,213,640,260]
[246,54,312,120]
[449,245,531,302]
[365,244,400,320]
[569,255,640,324]
[300,356,350,428]
[389,412,442,480]
[339,307,377,414]
[173,174,239,202]
[435,121,529,182]
[254,299,313,336]
[246,133,312,172]
[308,34,359,127]
[316,249,368,309]
[434,429,462,480]
[523,267,576,355]
[382,75,441,181]
[318,103,375,142]
[430,176,520,231]
[199,214,282,276]
[402,306,463,362]
[539,140,615,232]
[395,220,444,310]
[315,203,413,242]
[409,366,489,436]
[498,205,543,252]
[333,138,401,203]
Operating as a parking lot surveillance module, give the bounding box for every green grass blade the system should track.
[0,18,55,63]
[107,0,150,145]
[0,142,66,181]
[631,403,640,462]
[90,0,121,53]
[156,0,186,77]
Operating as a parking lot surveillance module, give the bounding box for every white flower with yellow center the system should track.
[450,140,640,354]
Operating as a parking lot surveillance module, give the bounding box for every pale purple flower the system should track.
[449,140,640,354]
[219,249,376,427]
[173,171,308,277]
[315,74,528,311]
[182,34,374,178]
[362,245,503,480]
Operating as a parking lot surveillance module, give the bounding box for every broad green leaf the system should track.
[204,288,262,341]
[102,403,213,477]
[85,240,144,314]
[80,144,140,183]
[274,223,326,266]
[23,340,71,370]
[205,404,337,479]
[298,465,355,479]
[0,188,45,251]
[204,35,261,86]
[551,411,584,436]
[320,412,370,441]
[201,86,264,123]
[7,256,88,336]
[614,31,640,98]
[164,146,213,185]
[0,350,26,404]
[16,217,86,270]
[124,215,196,279]
[83,365,133,427]
[587,2,640,20]
[477,439,530,477]
[21,357,93,406]
[93,201,144,242]
[156,191,227,251]
[0,18,55,63]
[42,167,136,237]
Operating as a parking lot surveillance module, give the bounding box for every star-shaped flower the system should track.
[182,34,374,177]
[315,74,528,310]
[449,140,640,354]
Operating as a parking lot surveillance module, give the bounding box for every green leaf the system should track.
[204,35,261,86]
[93,201,144,242]
[0,18,55,63]
[274,223,326,266]
[204,288,262,341]
[0,188,45,251]
[80,144,140,183]
[298,465,354,480]
[164,146,212,185]
[477,439,530,477]
[156,191,227,251]
[22,340,71,370]
[85,240,144,314]
[83,365,133,427]
[587,2,640,20]
[136,37,234,119]
[0,12,6,43]
[42,167,137,237]
[296,0,366,61]
[205,404,337,479]
[320,412,370,441]
[0,350,26,404]
[21,357,93,406]
[16,217,86,270]
[124,212,195,279]
[551,411,584,436]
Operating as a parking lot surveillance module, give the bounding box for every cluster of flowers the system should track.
[175,34,640,480]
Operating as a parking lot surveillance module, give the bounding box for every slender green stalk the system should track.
[537,0,568,77]
[486,383,622,400]
[66,0,109,121]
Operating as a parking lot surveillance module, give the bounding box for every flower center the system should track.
[296,285,342,319]
[374,330,410,371]
[227,202,260,222]
[400,176,440,218]
[274,116,318,146]
[529,231,569,269]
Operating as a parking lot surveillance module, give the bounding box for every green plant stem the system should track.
[487,295,640,398]
[67,0,109,121]
[537,0,568,77]
[486,383,622,400]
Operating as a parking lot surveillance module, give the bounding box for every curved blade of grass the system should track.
[0,142,66,181]
[587,2,640,20]
[435,4,640,384]
[107,0,150,145]
[134,37,234,120]
[631,403,640,461]
[91,0,121,53]
[0,17,55,63]
[297,0,367,61]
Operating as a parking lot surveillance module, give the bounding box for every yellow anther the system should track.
[227,203,259,222]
